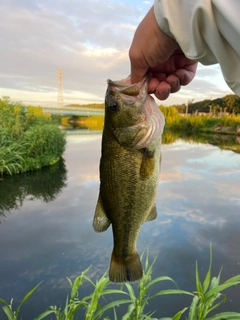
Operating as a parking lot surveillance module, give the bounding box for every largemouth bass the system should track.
[93,75,165,283]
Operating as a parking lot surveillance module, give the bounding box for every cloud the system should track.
[0,0,234,106]
[0,0,145,104]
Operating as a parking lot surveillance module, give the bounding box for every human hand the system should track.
[129,7,198,100]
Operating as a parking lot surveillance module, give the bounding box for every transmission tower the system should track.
[57,68,64,105]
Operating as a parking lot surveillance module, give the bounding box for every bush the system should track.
[0,97,66,175]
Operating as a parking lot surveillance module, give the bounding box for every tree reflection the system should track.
[162,130,240,153]
[0,159,67,218]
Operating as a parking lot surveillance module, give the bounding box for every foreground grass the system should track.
[1,246,240,320]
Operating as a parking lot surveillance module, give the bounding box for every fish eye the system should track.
[109,102,119,112]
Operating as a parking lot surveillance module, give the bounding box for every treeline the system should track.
[168,94,240,114]
[160,106,240,136]
[0,96,66,175]
[67,94,240,114]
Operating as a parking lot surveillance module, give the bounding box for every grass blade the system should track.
[16,282,42,315]
[121,304,135,320]
[210,268,222,290]
[150,289,193,299]
[94,299,132,319]
[34,310,56,320]
[206,312,240,320]
[146,276,178,291]
[224,274,240,283]
[2,305,14,320]
[172,307,188,320]
[204,295,226,317]
[205,280,240,299]
[101,289,129,296]
[188,295,199,320]
[195,261,203,294]
[125,283,136,302]
[0,298,8,306]
[203,243,212,293]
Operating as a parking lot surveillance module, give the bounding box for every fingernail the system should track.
[179,74,185,84]
[171,80,178,87]
[159,90,169,97]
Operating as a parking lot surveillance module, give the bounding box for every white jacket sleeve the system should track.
[154,0,240,96]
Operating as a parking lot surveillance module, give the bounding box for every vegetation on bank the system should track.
[64,94,240,115]
[159,106,240,135]
[2,93,240,175]
[64,105,240,137]
[1,247,240,319]
[0,97,66,175]
[61,94,240,115]
[172,94,240,115]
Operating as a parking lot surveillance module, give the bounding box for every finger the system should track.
[148,73,166,93]
[165,74,181,93]
[129,45,148,84]
[175,63,198,86]
[148,78,160,93]
[130,66,147,84]
[154,81,171,100]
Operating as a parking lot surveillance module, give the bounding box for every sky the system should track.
[0,0,233,107]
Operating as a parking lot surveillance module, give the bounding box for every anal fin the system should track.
[93,194,111,232]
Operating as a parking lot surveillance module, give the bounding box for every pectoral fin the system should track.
[93,194,111,232]
[145,204,158,222]
[140,149,155,179]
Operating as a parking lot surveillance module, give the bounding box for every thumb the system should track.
[129,50,148,84]
[130,66,147,84]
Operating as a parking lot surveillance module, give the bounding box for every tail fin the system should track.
[109,252,143,283]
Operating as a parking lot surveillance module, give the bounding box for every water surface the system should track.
[0,134,240,318]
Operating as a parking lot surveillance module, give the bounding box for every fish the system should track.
[93,75,165,283]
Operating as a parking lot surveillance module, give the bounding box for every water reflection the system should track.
[0,159,67,219]
[162,130,240,154]
[0,131,240,318]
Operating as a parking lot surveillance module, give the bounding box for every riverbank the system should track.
[63,106,240,137]
[160,106,240,136]
[0,97,66,175]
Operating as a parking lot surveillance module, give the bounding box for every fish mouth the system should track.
[107,75,148,98]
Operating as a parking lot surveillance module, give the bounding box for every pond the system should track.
[0,131,240,318]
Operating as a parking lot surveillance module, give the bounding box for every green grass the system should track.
[1,246,240,320]
[0,125,66,175]
[0,96,66,175]
[159,106,240,135]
